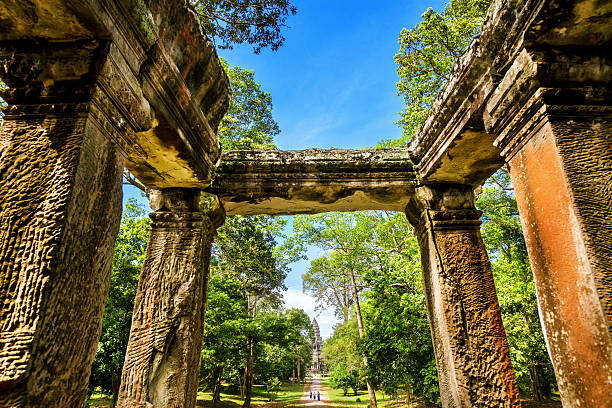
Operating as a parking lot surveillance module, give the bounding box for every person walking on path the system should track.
[301,375,330,407]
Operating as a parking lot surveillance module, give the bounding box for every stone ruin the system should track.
[309,319,326,375]
[0,0,610,407]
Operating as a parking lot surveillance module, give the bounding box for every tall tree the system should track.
[190,0,297,53]
[217,58,279,150]
[389,0,490,145]
[294,212,388,408]
[303,255,353,323]
[213,215,291,408]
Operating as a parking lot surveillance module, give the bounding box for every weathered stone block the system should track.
[210,148,416,215]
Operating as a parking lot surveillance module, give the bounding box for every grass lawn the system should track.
[197,382,305,408]
[88,382,305,408]
[87,393,112,407]
[319,377,436,408]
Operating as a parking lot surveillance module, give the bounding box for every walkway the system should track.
[301,376,330,407]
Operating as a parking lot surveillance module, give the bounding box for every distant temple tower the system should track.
[310,318,326,374]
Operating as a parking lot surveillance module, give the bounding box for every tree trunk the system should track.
[406,383,411,405]
[349,268,377,408]
[297,357,301,384]
[212,365,224,405]
[112,367,121,408]
[243,339,254,408]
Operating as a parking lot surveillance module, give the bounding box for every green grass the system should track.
[319,377,431,408]
[87,393,112,407]
[197,382,305,408]
[88,382,305,408]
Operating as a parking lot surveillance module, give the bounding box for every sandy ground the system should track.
[301,376,330,407]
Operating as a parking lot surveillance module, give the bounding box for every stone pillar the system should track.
[486,49,612,404]
[405,185,520,408]
[0,42,127,406]
[117,189,225,408]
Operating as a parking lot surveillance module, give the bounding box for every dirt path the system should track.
[301,376,330,407]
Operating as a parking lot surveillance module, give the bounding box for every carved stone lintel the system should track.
[406,184,520,408]
[117,189,225,408]
[211,148,417,215]
[0,42,125,406]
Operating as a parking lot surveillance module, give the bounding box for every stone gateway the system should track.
[0,0,610,407]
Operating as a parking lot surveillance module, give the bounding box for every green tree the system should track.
[390,0,490,145]
[303,255,353,323]
[200,274,250,404]
[264,377,282,401]
[213,215,295,407]
[323,318,362,379]
[190,0,297,53]
[330,366,360,396]
[217,58,279,150]
[476,169,556,399]
[89,199,151,406]
[294,212,379,407]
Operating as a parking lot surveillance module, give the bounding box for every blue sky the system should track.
[126,0,445,339]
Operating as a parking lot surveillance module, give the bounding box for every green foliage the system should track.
[390,0,490,145]
[323,318,362,375]
[89,199,151,403]
[214,215,288,303]
[330,366,360,396]
[264,377,282,400]
[361,279,439,404]
[477,169,557,398]
[217,59,279,150]
[296,211,440,402]
[191,0,297,53]
[200,274,313,396]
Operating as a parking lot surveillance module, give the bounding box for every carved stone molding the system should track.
[0,0,231,190]
[211,148,417,215]
[485,48,612,159]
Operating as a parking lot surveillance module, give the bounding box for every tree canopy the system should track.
[191,0,297,53]
[389,0,490,145]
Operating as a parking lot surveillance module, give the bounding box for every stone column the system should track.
[405,185,520,408]
[486,49,612,404]
[0,42,127,406]
[117,189,225,408]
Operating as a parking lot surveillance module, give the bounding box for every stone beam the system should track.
[209,148,417,215]
[0,0,231,189]
[409,0,612,186]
